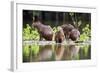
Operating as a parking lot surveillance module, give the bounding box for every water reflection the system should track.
[23,43,91,62]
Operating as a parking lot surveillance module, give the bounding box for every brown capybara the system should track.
[69,29,80,41]
[55,27,65,43]
[61,24,74,40]
[32,16,53,41]
[61,24,80,41]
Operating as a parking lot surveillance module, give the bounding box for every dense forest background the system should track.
[23,10,91,31]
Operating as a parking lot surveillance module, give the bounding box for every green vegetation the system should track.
[79,24,91,41]
[23,24,40,40]
[52,27,58,33]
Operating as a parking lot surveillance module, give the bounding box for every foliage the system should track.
[79,24,91,41]
[53,26,63,33]
[69,12,83,28]
[52,27,58,33]
[23,24,40,40]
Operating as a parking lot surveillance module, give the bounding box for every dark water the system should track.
[23,42,91,62]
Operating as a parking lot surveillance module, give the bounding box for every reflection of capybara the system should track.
[38,45,53,61]
[55,27,65,43]
[55,44,80,60]
[63,45,80,60]
[61,24,80,41]
[32,16,53,41]
[55,44,65,60]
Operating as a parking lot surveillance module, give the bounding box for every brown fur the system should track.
[32,21,53,41]
[55,27,65,43]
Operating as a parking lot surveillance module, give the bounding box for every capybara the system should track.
[55,27,65,43]
[32,16,53,41]
[69,29,80,41]
[61,24,74,40]
[61,24,80,41]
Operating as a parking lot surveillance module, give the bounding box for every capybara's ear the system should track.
[32,15,38,22]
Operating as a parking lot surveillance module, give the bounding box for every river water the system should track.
[23,41,91,62]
